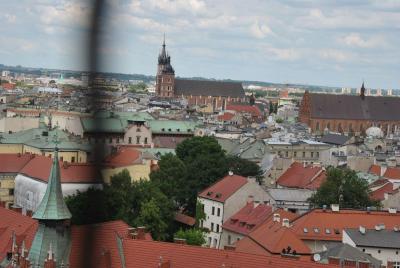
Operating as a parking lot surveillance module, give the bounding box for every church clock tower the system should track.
[156,36,175,98]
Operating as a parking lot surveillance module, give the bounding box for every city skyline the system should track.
[1,0,400,89]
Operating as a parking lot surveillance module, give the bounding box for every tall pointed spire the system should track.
[360,80,366,100]
[32,136,71,220]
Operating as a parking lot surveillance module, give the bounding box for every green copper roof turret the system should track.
[32,147,72,220]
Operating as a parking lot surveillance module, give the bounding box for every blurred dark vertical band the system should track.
[81,0,106,266]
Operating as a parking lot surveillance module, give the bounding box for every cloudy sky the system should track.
[1,0,400,88]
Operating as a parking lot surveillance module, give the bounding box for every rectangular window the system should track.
[316,152,320,158]
[109,138,112,143]
[311,152,314,158]
[211,222,214,232]
[71,156,75,163]
[302,151,306,158]
[136,136,140,144]
[9,189,14,196]
[228,235,231,245]
[285,151,288,157]
[216,224,220,233]
[144,137,148,144]
[217,208,221,217]
[116,138,120,144]
[294,151,297,157]
[128,137,132,144]
[212,206,215,215]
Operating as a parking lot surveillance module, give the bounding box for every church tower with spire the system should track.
[27,140,72,267]
[156,35,175,98]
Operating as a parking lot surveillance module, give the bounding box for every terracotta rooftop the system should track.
[370,180,399,201]
[0,153,34,173]
[104,148,142,167]
[369,164,382,176]
[222,202,273,235]
[217,112,235,121]
[19,155,102,183]
[276,162,326,190]
[383,167,400,180]
[198,174,248,202]
[122,239,335,268]
[174,212,196,226]
[226,104,263,117]
[0,207,38,262]
[237,208,400,257]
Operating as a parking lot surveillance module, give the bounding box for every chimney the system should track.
[173,238,186,245]
[11,205,22,214]
[136,226,146,240]
[282,218,290,228]
[26,209,33,217]
[331,204,339,212]
[224,245,236,251]
[388,207,397,214]
[273,213,281,223]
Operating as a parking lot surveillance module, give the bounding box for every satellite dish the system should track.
[313,253,321,262]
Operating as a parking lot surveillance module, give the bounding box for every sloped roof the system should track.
[383,167,400,180]
[104,148,142,168]
[19,155,102,184]
[122,239,334,268]
[370,180,398,201]
[276,162,326,190]
[222,202,273,235]
[148,120,198,135]
[174,212,196,226]
[226,104,263,117]
[198,174,248,202]
[345,228,400,249]
[319,243,381,267]
[320,133,350,146]
[369,164,381,176]
[308,93,400,120]
[0,153,34,173]
[175,78,245,98]
[0,207,38,263]
[32,149,72,220]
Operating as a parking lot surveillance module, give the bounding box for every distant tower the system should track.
[360,82,366,100]
[387,89,393,96]
[156,35,175,98]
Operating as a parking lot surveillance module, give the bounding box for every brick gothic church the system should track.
[155,38,246,111]
[299,82,400,135]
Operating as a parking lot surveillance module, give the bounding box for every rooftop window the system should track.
[334,229,340,235]
[325,228,331,234]
[303,228,308,233]
[313,228,319,233]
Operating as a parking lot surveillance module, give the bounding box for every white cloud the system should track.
[250,20,273,39]
[144,0,206,15]
[340,33,383,48]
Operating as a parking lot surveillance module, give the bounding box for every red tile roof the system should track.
[198,174,248,202]
[217,112,235,121]
[226,104,263,117]
[174,212,196,226]
[69,220,131,268]
[383,167,400,180]
[122,239,335,268]
[0,153,34,173]
[276,162,326,190]
[369,164,381,176]
[370,180,399,201]
[19,155,102,183]
[237,208,400,257]
[0,207,38,262]
[222,202,273,235]
[104,148,142,167]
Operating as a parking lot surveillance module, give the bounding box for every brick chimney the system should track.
[136,226,146,240]
[173,238,186,245]
[11,205,22,214]
[26,209,33,217]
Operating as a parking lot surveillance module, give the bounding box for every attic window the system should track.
[325,228,331,234]
[239,222,245,227]
[313,228,319,233]
[161,128,165,132]
[303,228,308,233]
[334,229,340,235]
[168,128,172,132]
[177,129,180,132]
[216,193,222,198]
[207,191,213,196]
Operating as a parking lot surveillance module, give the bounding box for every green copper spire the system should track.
[32,144,72,220]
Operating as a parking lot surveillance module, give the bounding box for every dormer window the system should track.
[325,228,331,234]
[313,228,319,233]
[303,228,308,233]
[334,229,340,234]
[161,128,165,132]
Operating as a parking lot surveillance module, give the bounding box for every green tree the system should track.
[225,155,263,183]
[136,198,169,240]
[308,167,380,209]
[174,228,206,246]
[65,188,109,225]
